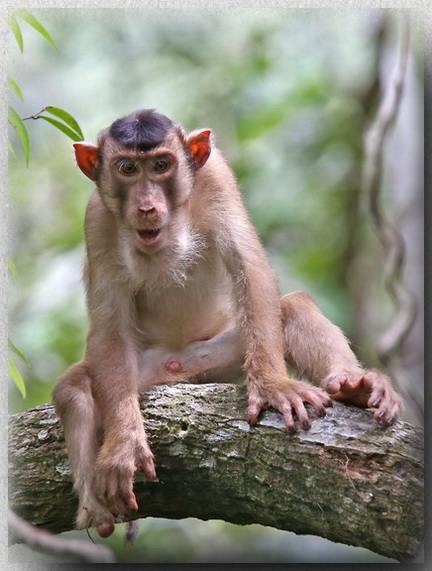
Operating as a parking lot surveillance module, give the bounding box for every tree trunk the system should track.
[9,383,423,562]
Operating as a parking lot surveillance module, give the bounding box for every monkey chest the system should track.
[134,274,235,351]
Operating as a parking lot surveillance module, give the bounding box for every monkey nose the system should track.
[138,206,156,216]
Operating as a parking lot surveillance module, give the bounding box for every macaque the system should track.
[52,109,402,538]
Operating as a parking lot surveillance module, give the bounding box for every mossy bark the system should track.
[9,383,423,561]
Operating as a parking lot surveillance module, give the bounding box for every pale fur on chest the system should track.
[132,246,235,351]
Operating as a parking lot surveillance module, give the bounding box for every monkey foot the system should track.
[323,369,402,424]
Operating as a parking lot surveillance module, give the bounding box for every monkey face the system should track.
[107,147,181,254]
[74,110,212,258]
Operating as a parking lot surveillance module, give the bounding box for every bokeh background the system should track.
[8,7,423,563]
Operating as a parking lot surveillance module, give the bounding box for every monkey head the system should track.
[73,109,211,256]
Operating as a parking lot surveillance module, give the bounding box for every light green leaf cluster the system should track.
[30,107,85,142]
[8,264,29,398]
[8,10,84,397]
[9,8,57,52]
[8,10,84,163]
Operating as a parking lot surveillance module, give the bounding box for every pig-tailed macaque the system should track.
[53,109,402,538]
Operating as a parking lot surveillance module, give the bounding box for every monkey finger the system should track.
[118,486,138,513]
[117,478,138,514]
[367,388,384,409]
[384,403,400,425]
[284,398,311,431]
[374,397,401,424]
[105,472,133,514]
[323,373,346,395]
[303,391,332,415]
[137,453,157,481]
[280,404,296,433]
[246,400,263,425]
[325,371,364,395]
[129,492,139,511]
[374,407,388,423]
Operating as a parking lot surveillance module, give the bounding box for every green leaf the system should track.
[15,9,57,50]
[8,355,27,398]
[8,257,19,280]
[9,11,23,52]
[8,141,17,158]
[8,76,24,101]
[8,106,30,165]
[8,339,31,368]
[38,115,83,142]
[45,107,84,139]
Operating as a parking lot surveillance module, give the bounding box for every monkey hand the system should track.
[323,369,402,425]
[247,376,333,432]
[92,434,157,530]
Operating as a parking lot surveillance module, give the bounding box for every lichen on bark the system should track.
[9,383,423,561]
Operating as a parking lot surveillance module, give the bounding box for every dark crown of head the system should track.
[109,109,174,152]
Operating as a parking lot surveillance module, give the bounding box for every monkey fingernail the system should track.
[147,470,158,481]
[302,420,311,430]
[130,498,139,511]
[378,410,387,419]
[372,399,381,408]
[318,408,326,417]
[246,408,259,425]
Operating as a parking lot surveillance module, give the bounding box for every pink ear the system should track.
[187,129,211,168]
[73,142,99,181]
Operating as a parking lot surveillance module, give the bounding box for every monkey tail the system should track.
[124,520,139,547]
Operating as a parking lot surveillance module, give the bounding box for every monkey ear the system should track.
[73,142,99,181]
[187,129,212,169]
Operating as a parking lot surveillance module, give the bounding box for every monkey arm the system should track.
[213,210,332,430]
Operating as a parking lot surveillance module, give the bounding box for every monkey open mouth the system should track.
[136,227,163,246]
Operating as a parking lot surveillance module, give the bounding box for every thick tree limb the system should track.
[9,383,423,562]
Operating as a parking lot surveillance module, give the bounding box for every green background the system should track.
[8,8,423,563]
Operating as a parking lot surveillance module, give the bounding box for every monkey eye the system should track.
[152,156,171,173]
[116,159,139,176]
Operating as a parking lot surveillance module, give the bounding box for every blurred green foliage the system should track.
[8,8,422,563]
[8,9,85,400]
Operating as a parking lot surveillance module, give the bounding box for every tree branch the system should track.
[9,383,423,562]
[8,510,116,563]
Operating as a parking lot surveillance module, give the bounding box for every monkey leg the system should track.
[52,362,116,537]
[281,291,402,424]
